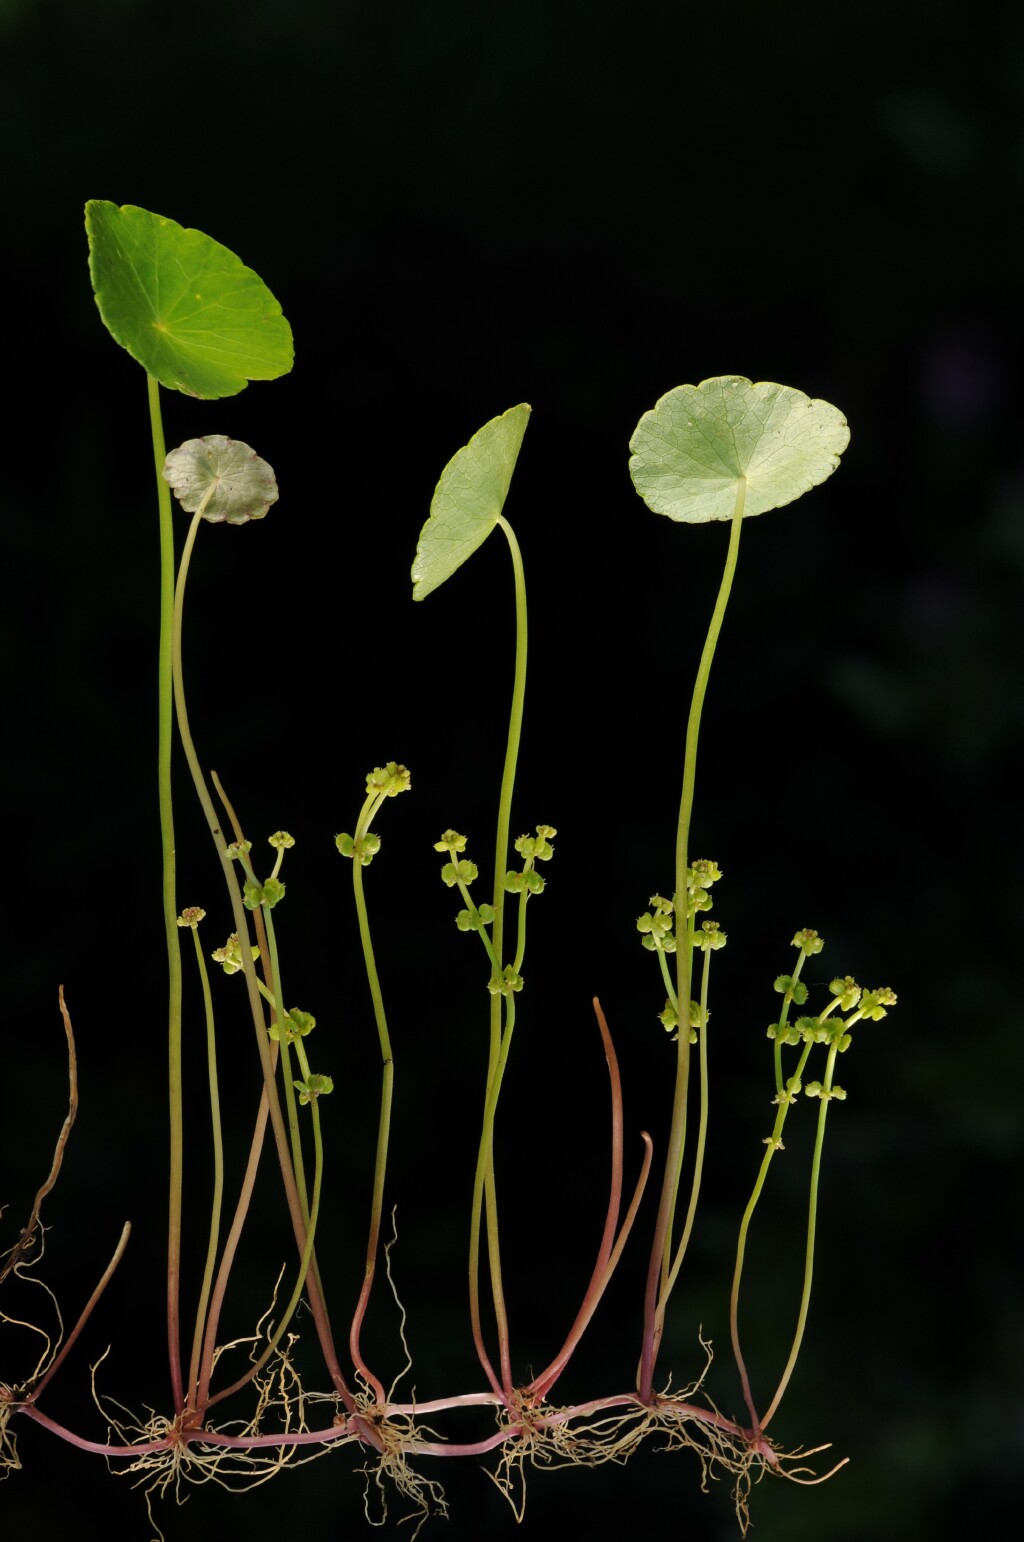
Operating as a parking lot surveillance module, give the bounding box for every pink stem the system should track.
[16,1389,774,1464]
[196,1080,274,1413]
[529,999,645,1400]
[30,1223,131,1401]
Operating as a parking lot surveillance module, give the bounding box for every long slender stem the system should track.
[468,995,518,1399]
[29,1223,131,1401]
[529,1000,654,1401]
[185,925,225,1415]
[212,858,355,1410]
[488,513,528,1008]
[203,1099,327,1411]
[526,997,623,1399]
[660,902,696,1302]
[195,1081,273,1411]
[147,373,185,1415]
[659,943,714,1306]
[262,908,311,1225]
[483,1129,512,1395]
[195,784,284,1412]
[170,533,355,1414]
[729,949,816,1428]
[467,513,528,1399]
[638,484,745,1403]
[760,1042,839,1430]
[348,788,396,1406]
[530,1135,653,1404]
[730,1171,770,1429]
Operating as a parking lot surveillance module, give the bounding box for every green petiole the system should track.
[638,483,745,1404]
[468,513,528,1401]
[148,374,185,1415]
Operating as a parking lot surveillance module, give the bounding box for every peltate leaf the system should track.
[412,404,531,600]
[85,201,293,399]
[163,436,278,524]
[629,376,849,523]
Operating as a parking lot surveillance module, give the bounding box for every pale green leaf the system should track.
[629,376,849,523]
[412,404,531,600]
[86,200,293,399]
[163,436,278,524]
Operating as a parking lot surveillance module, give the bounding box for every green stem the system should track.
[659,906,696,1301]
[512,887,530,974]
[170,537,308,1224]
[657,946,678,1012]
[170,536,352,1410]
[466,512,527,1401]
[259,906,332,1367]
[348,788,395,1405]
[185,925,224,1416]
[148,373,184,1415]
[203,1097,327,1411]
[195,1079,273,1412]
[467,1163,504,1397]
[469,994,518,1399]
[453,876,500,972]
[729,949,815,1429]
[253,980,321,1099]
[262,906,312,1228]
[760,1041,839,1430]
[489,513,527,996]
[659,942,714,1305]
[638,482,745,1404]
[194,793,303,1413]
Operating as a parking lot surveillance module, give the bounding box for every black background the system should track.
[2,1,1022,1538]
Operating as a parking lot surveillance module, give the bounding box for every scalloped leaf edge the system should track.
[628,375,849,524]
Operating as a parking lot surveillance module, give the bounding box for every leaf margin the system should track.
[85,199,294,400]
[411,402,532,601]
[628,374,850,524]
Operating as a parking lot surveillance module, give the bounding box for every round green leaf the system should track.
[412,404,531,600]
[85,201,293,399]
[163,436,278,524]
[629,376,849,523]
